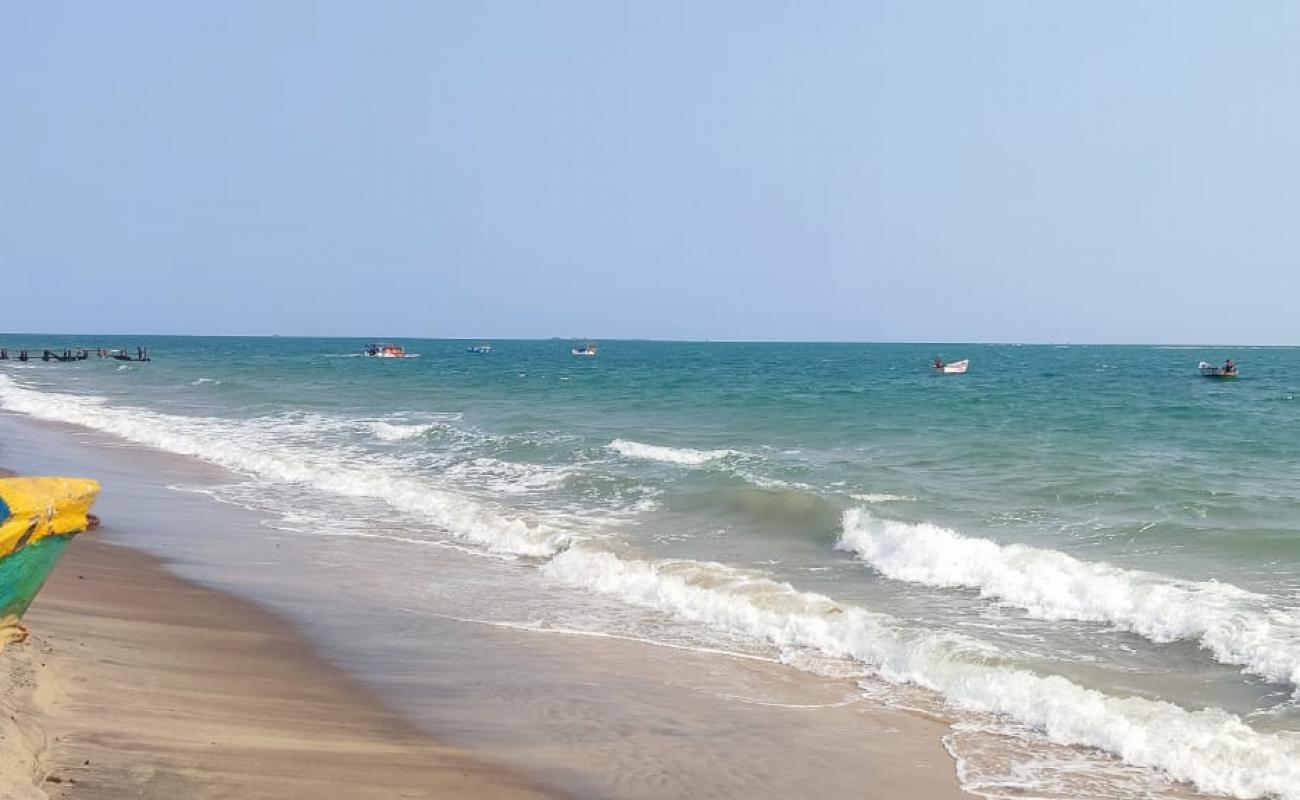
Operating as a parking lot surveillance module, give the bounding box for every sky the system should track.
[3,2,1298,343]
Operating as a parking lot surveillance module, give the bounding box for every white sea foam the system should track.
[730,471,823,493]
[442,457,573,495]
[838,508,1300,688]
[0,375,569,557]
[544,545,1300,800]
[608,439,741,466]
[368,420,438,442]
[849,492,912,504]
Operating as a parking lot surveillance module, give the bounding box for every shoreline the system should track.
[0,535,557,799]
[0,409,971,799]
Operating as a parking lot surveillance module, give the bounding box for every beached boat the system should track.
[364,343,416,359]
[572,342,598,357]
[1198,361,1238,379]
[1,477,100,652]
[932,358,969,374]
[466,343,493,354]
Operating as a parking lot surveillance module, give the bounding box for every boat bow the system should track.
[1,477,100,651]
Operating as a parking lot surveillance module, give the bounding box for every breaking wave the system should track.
[368,420,438,442]
[544,545,1300,800]
[608,439,742,466]
[838,508,1300,688]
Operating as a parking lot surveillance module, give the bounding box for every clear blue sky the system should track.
[3,2,1298,343]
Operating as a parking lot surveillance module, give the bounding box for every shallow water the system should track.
[2,337,1298,798]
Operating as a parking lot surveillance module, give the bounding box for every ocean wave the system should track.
[608,439,742,466]
[368,420,438,442]
[0,375,570,557]
[544,545,1300,800]
[838,508,1300,688]
[732,471,818,493]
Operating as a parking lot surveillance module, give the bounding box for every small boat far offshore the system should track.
[364,343,417,359]
[1198,360,1238,379]
[932,358,969,374]
[1,477,100,653]
[572,342,598,357]
[466,343,493,354]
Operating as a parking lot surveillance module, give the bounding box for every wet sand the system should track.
[0,536,556,800]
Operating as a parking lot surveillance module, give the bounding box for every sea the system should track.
[2,336,1299,799]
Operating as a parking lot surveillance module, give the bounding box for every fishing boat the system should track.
[364,343,416,359]
[1198,361,1238,379]
[466,343,493,354]
[572,342,598,357]
[932,358,969,374]
[1,477,100,652]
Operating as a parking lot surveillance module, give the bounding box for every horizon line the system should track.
[0,332,1293,348]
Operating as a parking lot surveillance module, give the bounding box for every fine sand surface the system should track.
[0,537,557,800]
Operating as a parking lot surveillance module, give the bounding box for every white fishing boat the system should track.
[1198,360,1238,379]
[572,342,598,357]
[932,358,968,374]
[466,343,493,354]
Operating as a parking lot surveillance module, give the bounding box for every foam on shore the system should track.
[544,545,1300,800]
[0,375,568,557]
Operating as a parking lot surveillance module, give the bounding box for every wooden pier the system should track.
[0,346,151,363]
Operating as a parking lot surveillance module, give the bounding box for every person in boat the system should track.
[1223,358,1236,375]
[934,357,945,369]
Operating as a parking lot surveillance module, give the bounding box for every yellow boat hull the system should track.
[0,477,100,651]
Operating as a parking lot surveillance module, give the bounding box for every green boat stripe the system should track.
[1,534,70,622]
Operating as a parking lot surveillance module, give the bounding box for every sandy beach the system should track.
[0,536,556,800]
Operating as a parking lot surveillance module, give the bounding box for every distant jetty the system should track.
[0,346,151,363]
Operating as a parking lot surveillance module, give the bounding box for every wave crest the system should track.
[608,439,741,466]
[545,545,1300,800]
[368,421,438,442]
[837,508,1300,688]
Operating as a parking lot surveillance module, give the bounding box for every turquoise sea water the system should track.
[2,336,1299,798]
